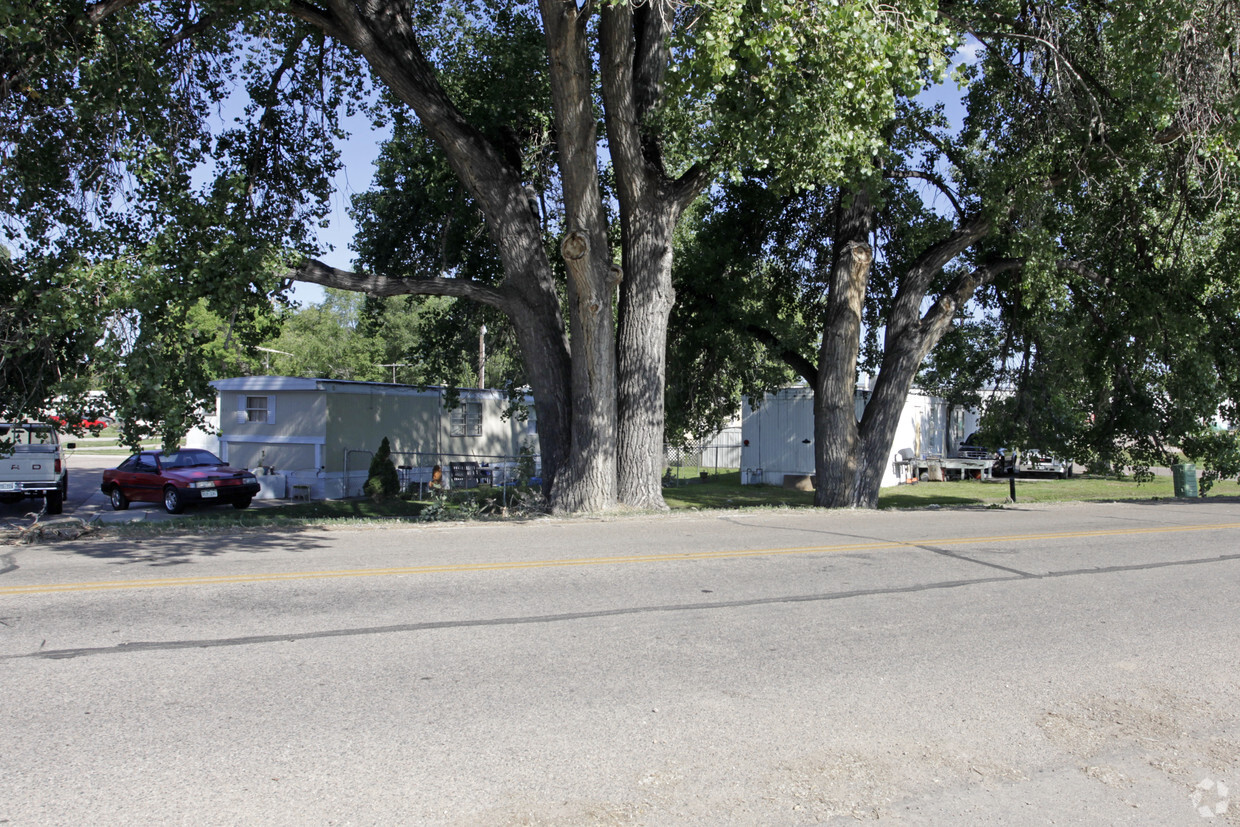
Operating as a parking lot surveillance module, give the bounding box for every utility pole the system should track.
[478,324,487,389]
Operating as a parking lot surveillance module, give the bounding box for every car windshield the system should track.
[161,449,225,469]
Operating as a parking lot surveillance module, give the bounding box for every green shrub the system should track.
[364,437,401,499]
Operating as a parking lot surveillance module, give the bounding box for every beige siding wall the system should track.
[217,390,326,472]
[323,390,441,472]
[439,394,539,459]
[321,390,539,471]
[228,442,317,472]
[219,390,325,437]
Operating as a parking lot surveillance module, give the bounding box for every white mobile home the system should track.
[740,381,982,489]
[211,377,538,498]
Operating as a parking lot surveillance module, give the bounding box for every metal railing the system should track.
[388,451,541,498]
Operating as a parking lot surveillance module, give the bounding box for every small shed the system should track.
[211,376,538,498]
[740,380,982,489]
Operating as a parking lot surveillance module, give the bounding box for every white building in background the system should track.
[740,379,984,489]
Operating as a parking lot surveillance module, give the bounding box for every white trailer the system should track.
[741,383,985,489]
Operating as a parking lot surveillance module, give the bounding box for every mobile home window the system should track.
[245,396,270,423]
[450,401,483,437]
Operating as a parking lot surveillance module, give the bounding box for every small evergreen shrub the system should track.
[364,437,401,499]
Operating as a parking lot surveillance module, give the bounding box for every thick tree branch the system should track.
[632,1,671,122]
[900,212,992,300]
[743,324,818,386]
[286,1,347,41]
[931,258,1023,327]
[917,257,1022,362]
[159,11,229,53]
[600,3,648,201]
[884,210,996,359]
[293,259,509,309]
[669,162,713,214]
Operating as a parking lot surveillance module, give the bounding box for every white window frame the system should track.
[449,401,483,437]
[237,395,276,424]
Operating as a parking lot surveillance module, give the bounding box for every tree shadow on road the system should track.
[57,529,336,567]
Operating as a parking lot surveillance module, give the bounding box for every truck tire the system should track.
[45,489,63,515]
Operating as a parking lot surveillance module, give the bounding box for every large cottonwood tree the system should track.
[2,0,949,512]
[672,0,1240,508]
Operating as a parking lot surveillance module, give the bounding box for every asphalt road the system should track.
[2,499,1239,825]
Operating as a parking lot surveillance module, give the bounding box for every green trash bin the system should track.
[1172,463,1198,498]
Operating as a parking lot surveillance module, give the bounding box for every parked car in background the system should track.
[1016,448,1072,478]
[0,423,75,514]
[101,448,260,514]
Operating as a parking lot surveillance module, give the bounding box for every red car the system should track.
[101,449,261,514]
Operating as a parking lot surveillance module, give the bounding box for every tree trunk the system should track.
[541,0,618,512]
[809,194,1000,509]
[616,196,677,509]
[853,341,926,508]
[814,192,874,508]
[600,3,709,510]
[292,0,624,512]
[848,225,1004,509]
[500,265,574,500]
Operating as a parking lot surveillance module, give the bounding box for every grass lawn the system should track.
[663,469,1240,509]
[97,498,436,536]
[65,425,159,455]
[93,469,1240,538]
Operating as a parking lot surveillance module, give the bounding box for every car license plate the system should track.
[0,482,17,491]
[201,489,218,498]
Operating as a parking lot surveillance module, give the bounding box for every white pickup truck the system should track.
[0,423,76,515]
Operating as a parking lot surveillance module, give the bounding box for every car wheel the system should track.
[232,496,252,510]
[45,489,63,515]
[163,486,184,514]
[109,486,130,511]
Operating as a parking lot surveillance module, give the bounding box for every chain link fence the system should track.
[662,428,742,485]
[386,451,541,498]
[329,430,739,497]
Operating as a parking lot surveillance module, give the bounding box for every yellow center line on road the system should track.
[4,521,1240,597]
